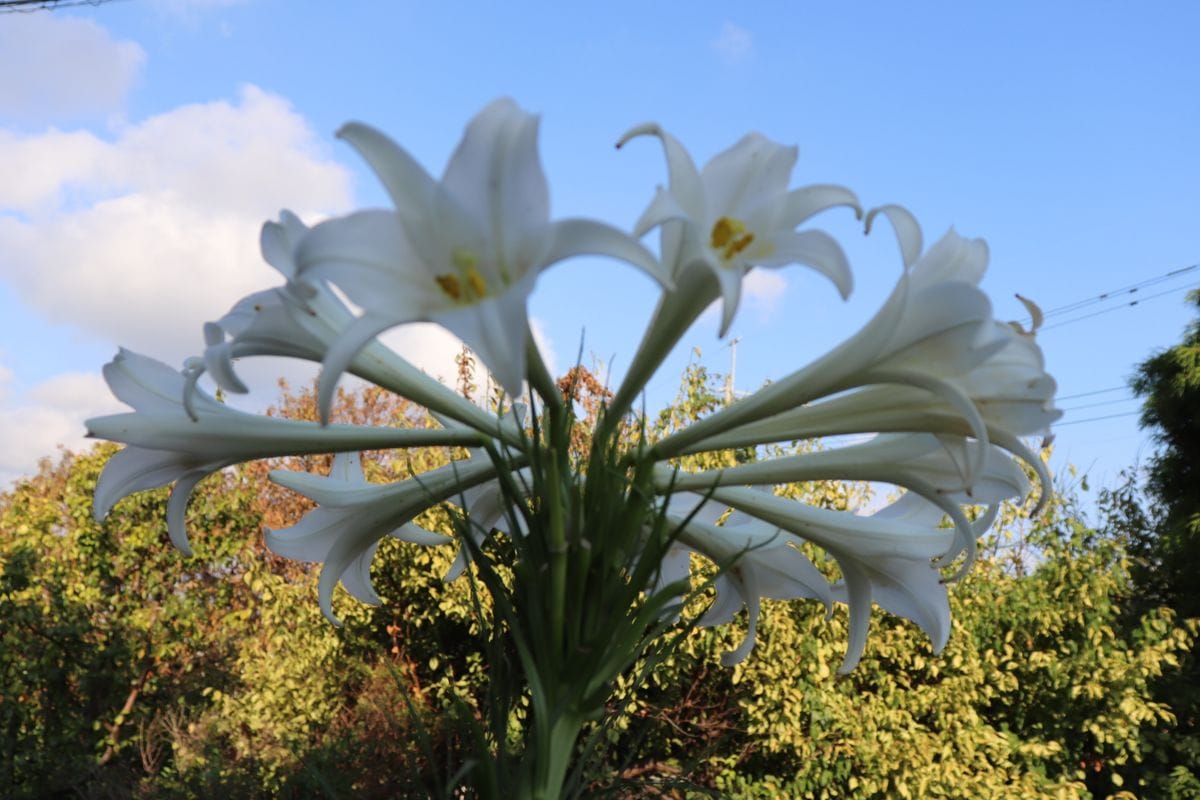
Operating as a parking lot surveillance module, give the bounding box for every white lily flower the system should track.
[618,123,857,336]
[200,211,509,436]
[657,215,1060,534]
[663,492,831,665]
[670,433,1028,505]
[674,244,1060,523]
[199,210,325,396]
[88,350,482,555]
[667,432,1028,572]
[829,496,1000,673]
[296,98,668,400]
[653,220,1027,485]
[604,127,858,425]
[268,453,499,624]
[702,484,996,672]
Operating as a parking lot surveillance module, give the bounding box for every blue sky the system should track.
[0,1,1197,513]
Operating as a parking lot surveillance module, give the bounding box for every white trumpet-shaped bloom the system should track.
[297,98,668,400]
[651,222,1001,461]
[671,222,1060,535]
[701,485,995,672]
[88,349,480,555]
[200,210,329,396]
[267,453,499,624]
[668,432,1028,572]
[201,212,507,435]
[664,492,831,665]
[619,123,857,335]
[83,100,1058,681]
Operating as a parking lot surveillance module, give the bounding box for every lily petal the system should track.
[780,184,862,228]
[337,121,437,221]
[545,217,671,289]
[865,204,923,269]
[755,229,853,300]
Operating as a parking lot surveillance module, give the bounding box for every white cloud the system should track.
[0,84,353,365]
[0,366,125,487]
[380,323,471,387]
[378,315,560,402]
[529,316,559,378]
[699,268,788,325]
[0,13,144,120]
[711,21,754,65]
[741,268,787,316]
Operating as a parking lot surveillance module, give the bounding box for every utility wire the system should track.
[1027,263,1199,323]
[1053,410,1142,427]
[1059,396,1139,413]
[1040,281,1200,332]
[1056,385,1128,401]
[0,0,122,11]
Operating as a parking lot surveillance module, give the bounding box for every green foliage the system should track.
[0,446,256,796]
[1101,289,1200,795]
[586,363,1194,799]
[1130,289,1200,581]
[0,368,1195,797]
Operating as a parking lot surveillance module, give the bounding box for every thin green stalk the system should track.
[532,712,585,800]
[600,265,717,438]
[526,328,565,421]
[544,446,568,661]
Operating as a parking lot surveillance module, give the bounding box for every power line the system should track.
[1053,410,1141,427]
[1059,396,1139,413]
[1040,281,1200,332]
[0,0,123,11]
[1056,385,1128,401]
[1028,263,1199,322]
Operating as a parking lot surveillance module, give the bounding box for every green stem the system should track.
[544,447,567,661]
[531,711,584,800]
[600,264,718,439]
[526,327,564,421]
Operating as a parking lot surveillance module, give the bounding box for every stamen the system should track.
[436,250,490,303]
[436,274,463,300]
[466,266,488,299]
[710,216,755,261]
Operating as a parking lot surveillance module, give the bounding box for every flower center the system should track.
[710,216,755,262]
[436,249,491,303]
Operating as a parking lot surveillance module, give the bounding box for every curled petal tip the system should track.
[615,122,662,149]
[940,554,974,584]
[92,500,111,523]
[321,604,343,628]
[863,204,923,269]
[182,363,204,422]
[837,652,862,676]
[335,120,369,141]
[1010,292,1045,335]
[318,571,344,628]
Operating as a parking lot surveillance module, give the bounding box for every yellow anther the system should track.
[466,266,488,299]
[710,217,744,249]
[436,274,463,300]
[710,216,755,261]
[437,249,489,303]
